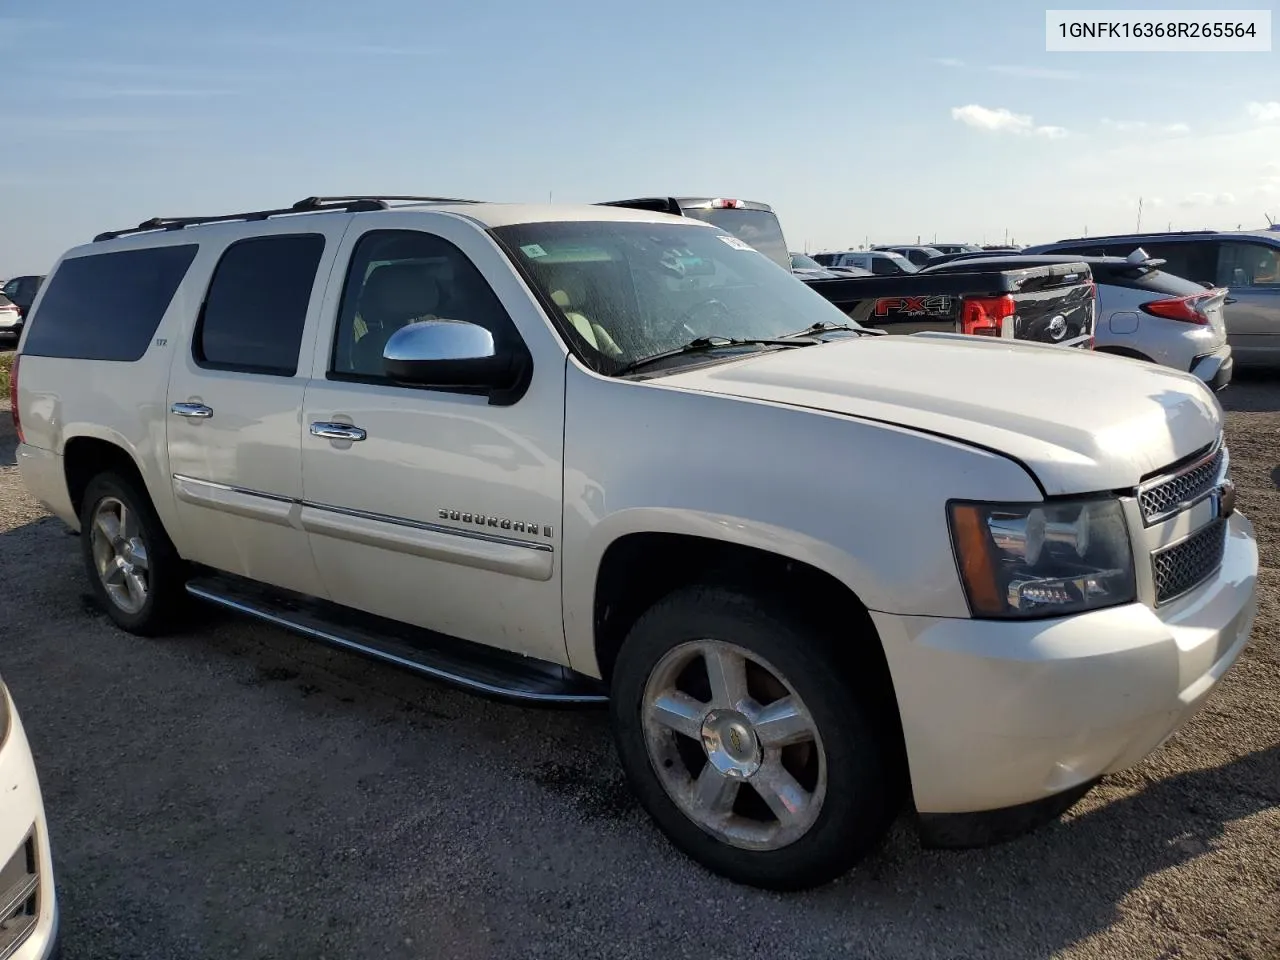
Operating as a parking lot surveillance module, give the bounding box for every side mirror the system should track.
[382,320,529,403]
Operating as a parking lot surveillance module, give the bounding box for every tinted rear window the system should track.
[1095,266,1204,296]
[194,234,325,376]
[21,245,199,361]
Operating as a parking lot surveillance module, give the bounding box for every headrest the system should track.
[361,262,441,322]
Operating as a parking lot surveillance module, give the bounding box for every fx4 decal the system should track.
[873,295,953,318]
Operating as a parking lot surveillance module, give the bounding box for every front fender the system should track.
[560,360,1043,676]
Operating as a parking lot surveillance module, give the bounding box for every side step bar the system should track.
[185,574,608,706]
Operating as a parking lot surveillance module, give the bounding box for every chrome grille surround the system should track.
[0,829,39,960]
[1137,442,1228,527]
[1152,518,1228,606]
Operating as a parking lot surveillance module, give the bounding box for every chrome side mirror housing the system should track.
[382,319,529,402]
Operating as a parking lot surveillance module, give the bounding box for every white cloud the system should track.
[952,104,1031,132]
[1248,101,1280,122]
[1100,119,1190,135]
[933,57,965,67]
[989,65,1079,80]
[1179,192,1237,208]
[951,104,1068,138]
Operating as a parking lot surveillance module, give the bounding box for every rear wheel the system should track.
[80,472,186,635]
[610,585,901,890]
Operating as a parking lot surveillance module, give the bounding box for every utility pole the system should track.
[1136,197,1143,232]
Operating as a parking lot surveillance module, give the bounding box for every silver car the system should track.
[1026,228,1280,365]
[921,250,1233,389]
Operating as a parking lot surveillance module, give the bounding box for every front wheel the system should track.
[610,586,901,890]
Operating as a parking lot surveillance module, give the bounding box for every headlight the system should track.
[949,498,1135,618]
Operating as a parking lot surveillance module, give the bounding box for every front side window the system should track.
[21,245,198,362]
[1216,241,1280,287]
[330,229,519,381]
[493,220,855,371]
[195,234,325,376]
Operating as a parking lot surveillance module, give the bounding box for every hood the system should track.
[659,334,1222,496]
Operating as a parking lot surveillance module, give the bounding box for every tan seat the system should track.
[548,279,622,358]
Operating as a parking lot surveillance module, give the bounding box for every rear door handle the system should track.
[310,421,367,442]
[171,402,213,419]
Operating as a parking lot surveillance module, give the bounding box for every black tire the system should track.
[610,585,902,891]
[79,471,187,635]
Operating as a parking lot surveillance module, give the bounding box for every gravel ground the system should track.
[1,373,1278,960]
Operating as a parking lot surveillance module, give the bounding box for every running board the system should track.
[184,574,608,706]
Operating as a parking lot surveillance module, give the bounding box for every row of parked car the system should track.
[4,190,1258,898]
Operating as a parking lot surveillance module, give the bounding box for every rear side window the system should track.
[21,245,198,361]
[1099,267,1205,297]
[194,234,325,376]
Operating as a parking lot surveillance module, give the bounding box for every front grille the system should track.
[1153,519,1228,605]
[1139,446,1227,526]
[0,830,38,960]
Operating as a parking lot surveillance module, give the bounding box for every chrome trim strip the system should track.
[184,584,607,705]
[171,474,296,527]
[1135,439,1228,527]
[171,475,554,555]
[305,500,555,553]
[299,504,553,580]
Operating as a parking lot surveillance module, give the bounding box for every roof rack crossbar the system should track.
[92,195,480,242]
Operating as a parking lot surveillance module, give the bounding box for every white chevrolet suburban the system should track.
[11,196,1259,890]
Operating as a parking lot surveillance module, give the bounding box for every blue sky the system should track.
[1,0,1277,273]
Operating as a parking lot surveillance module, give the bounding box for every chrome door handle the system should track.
[171,402,213,419]
[310,421,367,442]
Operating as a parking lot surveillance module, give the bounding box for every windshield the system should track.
[881,253,919,274]
[678,208,791,270]
[790,253,824,270]
[493,220,857,372]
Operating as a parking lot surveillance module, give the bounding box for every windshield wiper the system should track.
[779,321,887,339]
[615,336,814,375]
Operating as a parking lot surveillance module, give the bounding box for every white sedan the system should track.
[0,677,59,959]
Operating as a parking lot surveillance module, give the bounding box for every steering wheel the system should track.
[661,298,736,342]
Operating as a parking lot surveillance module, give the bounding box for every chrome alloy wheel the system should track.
[641,639,827,851]
[89,496,150,615]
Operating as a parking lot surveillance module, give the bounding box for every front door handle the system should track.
[310,421,367,442]
[171,402,213,419]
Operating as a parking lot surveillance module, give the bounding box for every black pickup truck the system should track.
[598,196,1096,348]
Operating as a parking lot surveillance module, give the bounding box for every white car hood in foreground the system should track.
[659,335,1222,496]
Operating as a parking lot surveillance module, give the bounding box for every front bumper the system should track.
[872,511,1258,819]
[1191,345,1234,391]
[0,685,59,960]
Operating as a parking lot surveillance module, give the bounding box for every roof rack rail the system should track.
[1052,229,1219,243]
[92,195,478,242]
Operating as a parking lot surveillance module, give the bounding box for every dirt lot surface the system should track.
[1,373,1278,960]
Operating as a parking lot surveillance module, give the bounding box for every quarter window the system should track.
[194,234,325,376]
[329,230,518,381]
[20,245,198,362]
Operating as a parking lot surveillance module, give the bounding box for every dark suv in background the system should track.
[1027,229,1280,364]
[2,275,44,318]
